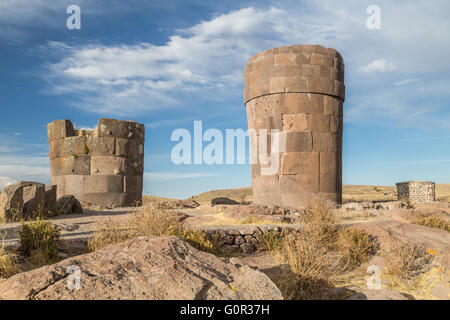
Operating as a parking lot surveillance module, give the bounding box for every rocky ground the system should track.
[0,196,449,300]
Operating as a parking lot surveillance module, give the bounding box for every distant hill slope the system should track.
[190,184,450,204]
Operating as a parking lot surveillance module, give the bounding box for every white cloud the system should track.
[361,59,396,73]
[0,176,17,190]
[39,1,450,128]
[144,172,221,181]
[395,78,422,86]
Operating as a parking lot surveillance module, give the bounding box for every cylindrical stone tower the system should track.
[244,45,344,207]
[47,118,145,208]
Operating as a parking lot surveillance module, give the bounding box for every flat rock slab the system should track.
[0,236,283,300]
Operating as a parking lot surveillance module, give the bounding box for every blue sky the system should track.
[0,0,450,198]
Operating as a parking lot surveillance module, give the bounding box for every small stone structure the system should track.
[396,181,435,203]
[244,44,344,207]
[48,119,145,208]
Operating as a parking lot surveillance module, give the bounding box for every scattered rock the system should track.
[0,237,283,300]
[22,182,45,219]
[177,199,200,208]
[212,197,240,205]
[0,183,23,220]
[44,185,58,213]
[57,195,84,215]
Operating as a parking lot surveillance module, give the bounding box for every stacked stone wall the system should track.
[48,119,145,208]
[396,181,435,203]
[244,44,344,207]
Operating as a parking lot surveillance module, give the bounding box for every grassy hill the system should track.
[190,184,450,204]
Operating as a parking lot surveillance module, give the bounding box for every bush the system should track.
[301,198,340,250]
[0,243,20,278]
[337,228,377,270]
[258,230,282,253]
[380,238,432,281]
[20,219,61,264]
[272,233,333,300]
[414,215,449,232]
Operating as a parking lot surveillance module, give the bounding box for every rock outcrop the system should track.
[0,183,24,220]
[0,237,283,300]
[57,195,84,215]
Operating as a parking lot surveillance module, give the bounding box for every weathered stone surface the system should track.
[396,181,435,203]
[48,119,145,208]
[0,237,283,300]
[0,183,24,220]
[57,195,83,215]
[47,120,75,142]
[22,182,45,218]
[44,185,58,213]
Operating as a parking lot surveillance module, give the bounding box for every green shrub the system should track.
[258,230,282,253]
[20,219,61,264]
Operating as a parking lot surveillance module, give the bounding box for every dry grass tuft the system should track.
[88,205,222,255]
[258,230,282,253]
[413,215,449,232]
[0,239,20,279]
[337,227,378,270]
[301,197,340,250]
[380,238,433,282]
[271,233,334,300]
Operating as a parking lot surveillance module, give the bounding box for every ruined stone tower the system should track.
[48,119,145,207]
[244,45,344,207]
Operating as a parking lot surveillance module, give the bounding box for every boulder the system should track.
[57,195,84,215]
[44,185,58,214]
[211,197,240,205]
[0,236,283,300]
[177,199,200,208]
[21,182,46,219]
[0,184,24,221]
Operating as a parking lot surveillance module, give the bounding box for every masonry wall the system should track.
[396,181,435,203]
[48,119,145,208]
[244,45,344,208]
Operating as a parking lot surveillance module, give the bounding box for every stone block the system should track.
[23,183,46,219]
[310,53,324,65]
[44,185,58,213]
[280,93,324,114]
[63,175,84,195]
[283,131,313,152]
[125,155,144,176]
[280,174,319,206]
[284,76,308,92]
[320,152,338,174]
[312,132,336,152]
[280,152,319,175]
[274,53,295,65]
[282,114,308,131]
[115,138,128,157]
[320,173,338,193]
[91,156,125,175]
[83,175,124,194]
[98,119,145,140]
[78,193,126,208]
[0,183,24,220]
[86,136,115,156]
[47,120,75,142]
[124,175,143,195]
[308,114,330,132]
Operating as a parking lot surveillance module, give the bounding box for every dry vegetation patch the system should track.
[0,240,20,279]
[88,205,223,255]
